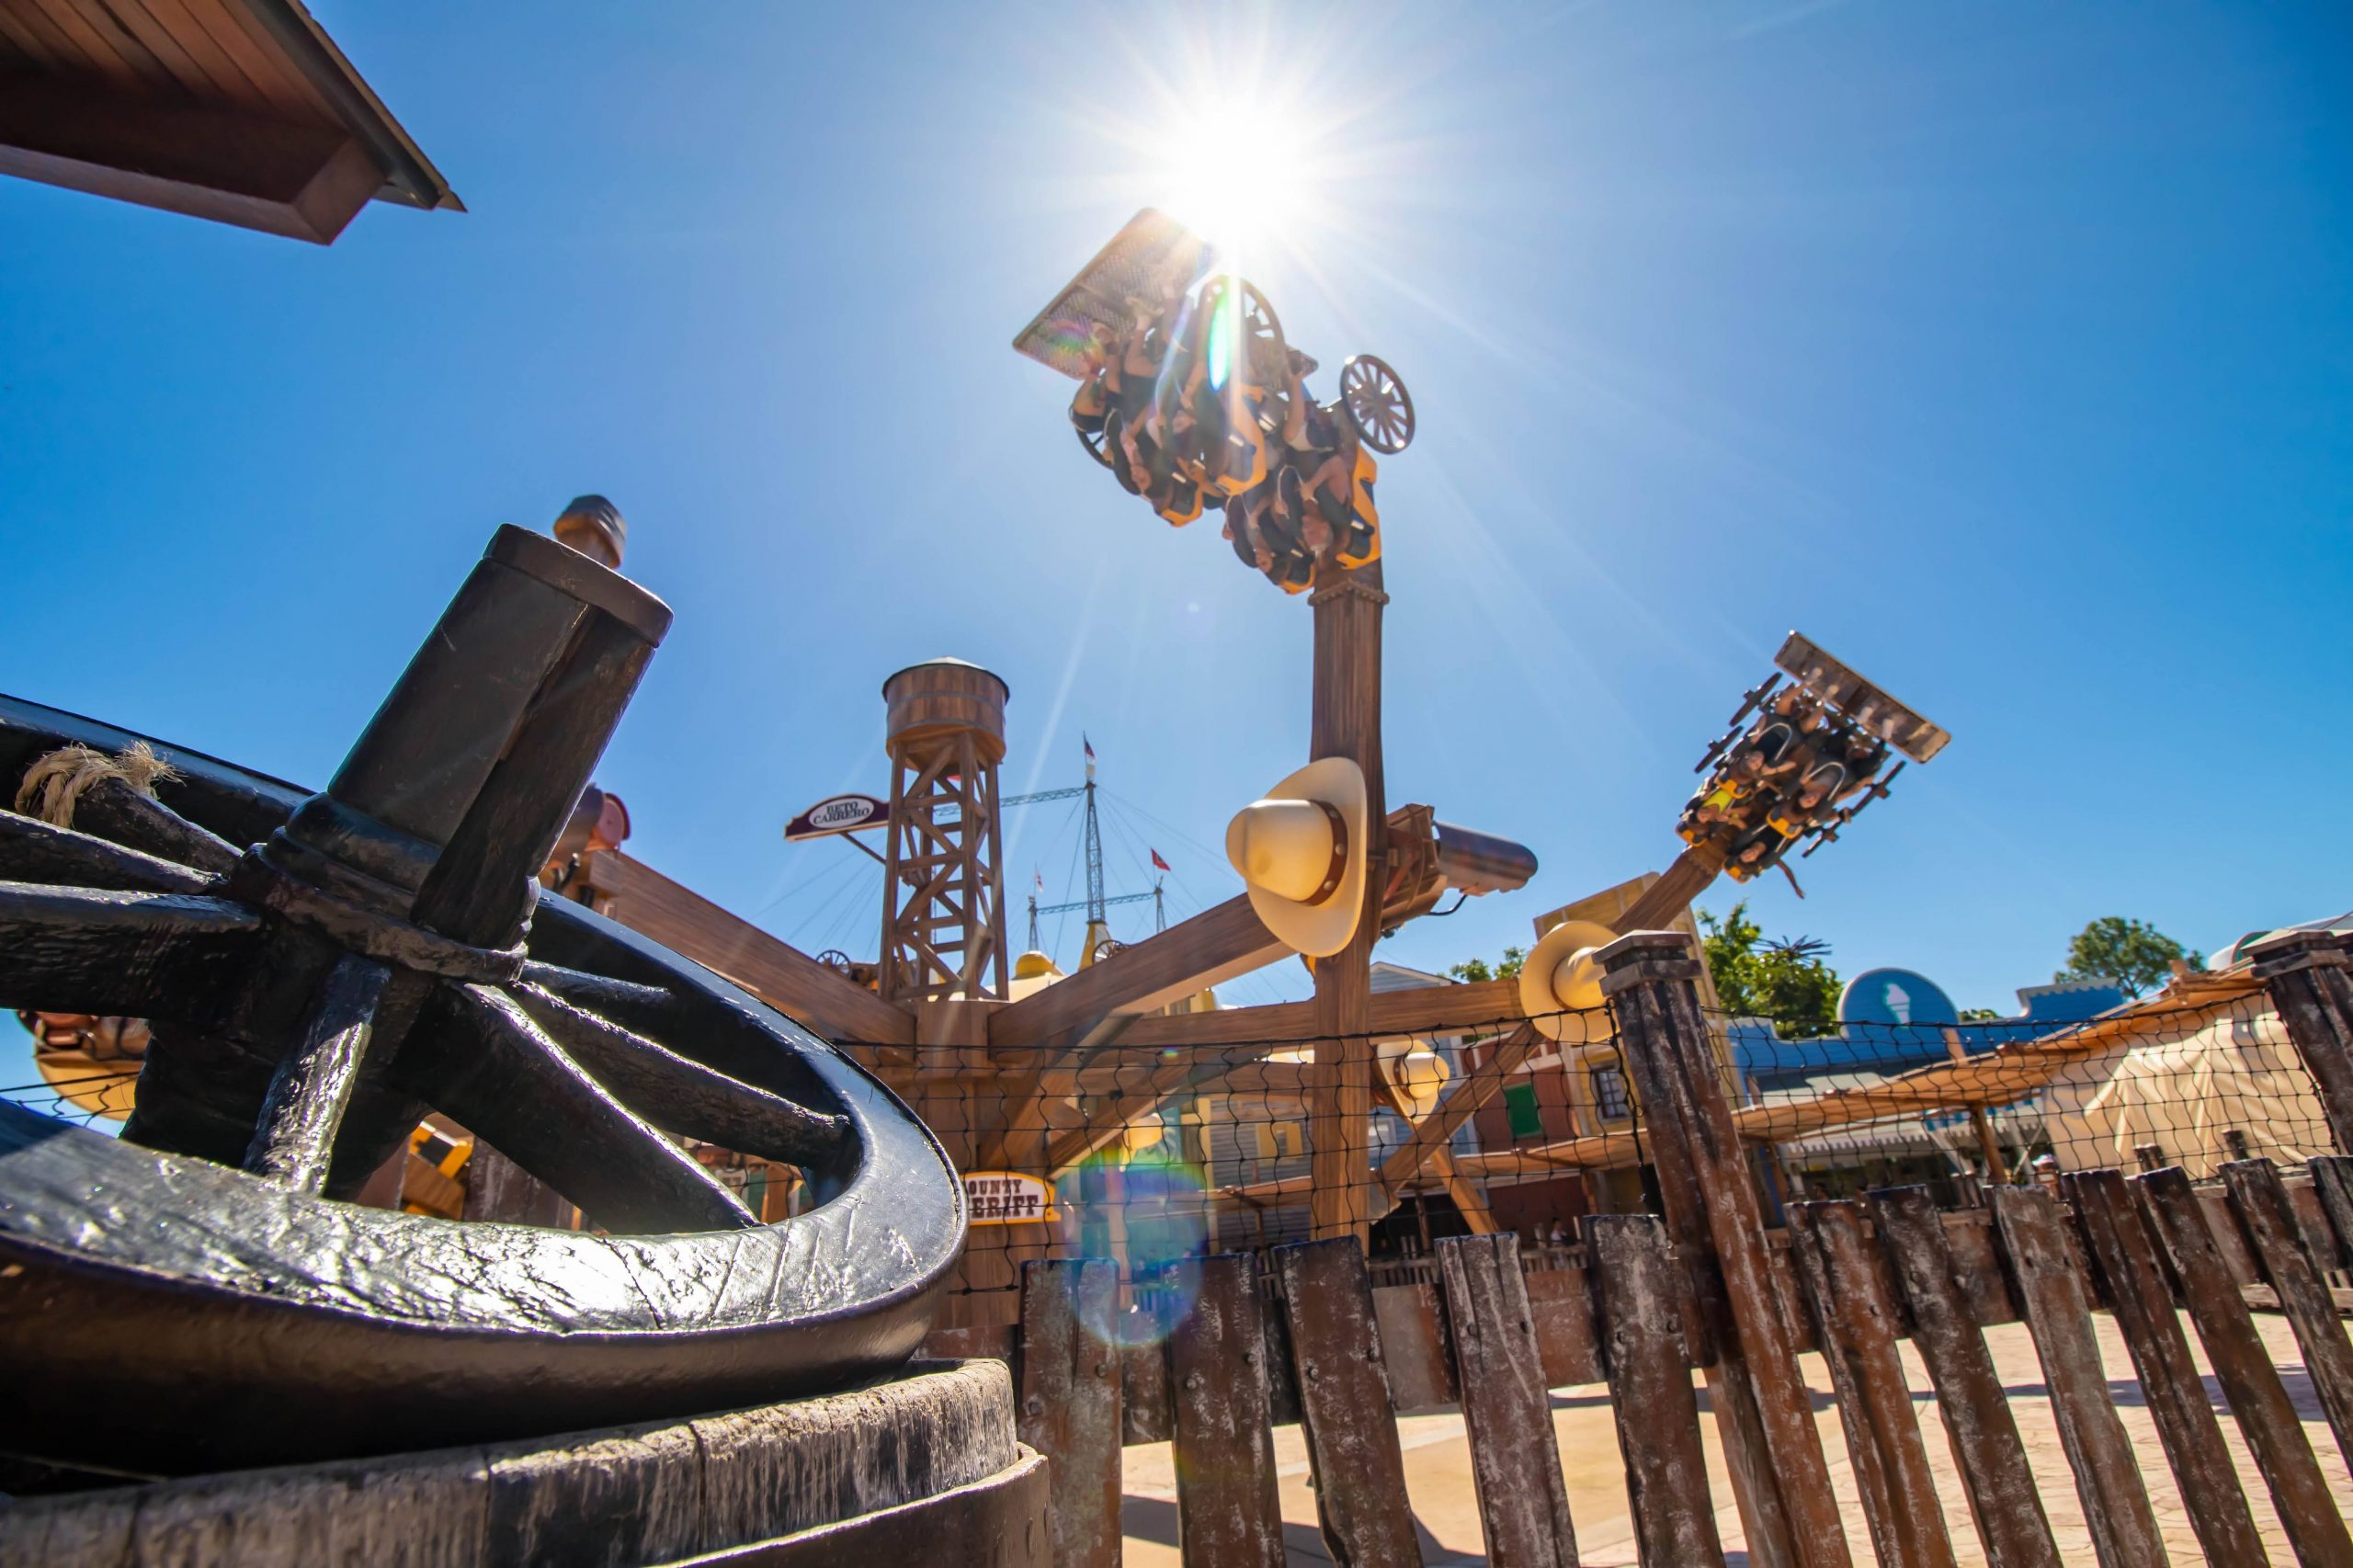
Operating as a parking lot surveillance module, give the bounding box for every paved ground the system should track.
[1120,1311,2353,1565]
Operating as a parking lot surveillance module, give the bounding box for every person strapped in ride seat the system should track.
[1766,764,1845,839]
[1068,323,1118,441]
[1725,820,1792,877]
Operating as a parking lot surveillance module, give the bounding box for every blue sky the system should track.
[6,2,2350,1106]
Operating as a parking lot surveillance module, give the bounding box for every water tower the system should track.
[878,659,1011,1005]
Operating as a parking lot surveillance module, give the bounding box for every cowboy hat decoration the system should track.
[1519,917,1620,1045]
[1224,756,1369,959]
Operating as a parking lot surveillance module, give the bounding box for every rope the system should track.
[12,743,176,828]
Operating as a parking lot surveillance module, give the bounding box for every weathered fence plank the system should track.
[2136,1166,2353,1567]
[2223,1158,2353,1468]
[1260,1283,1305,1431]
[1789,1200,1959,1568]
[2065,1171,2268,1568]
[1598,933,1851,1568]
[1273,1238,1421,1568]
[1941,1210,2022,1327]
[1371,1281,1457,1413]
[2307,1156,2353,1273]
[1524,1264,1605,1388]
[1166,1253,1287,1567]
[1988,1186,2168,1568]
[1871,1187,2064,1568]
[1017,1257,1123,1568]
[1437,1232,1580,1567]
[2285,1175,2342,1273]
[1122,1337,1174,1445]
[1586,1215,1726,1568]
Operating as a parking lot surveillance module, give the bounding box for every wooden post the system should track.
[1435,1232,1581,1568]
[2137,1165,2353,1567]
[1868,1187,2062,1568]
[2064,1171,2268,1568]
[1987,1187,2167,1568]
[1598,929,1849,1568]
[1273,1239,1420,1568]
[1586,1214,1729,1568]
[2252,929,2353,1153]
[1017,1258,1122,1568]
[1308,562,1386,1245]
[1943,1028,2010,1183]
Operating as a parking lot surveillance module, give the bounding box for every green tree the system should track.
[1957,1007,2003,1023]
[2056,916,2200,998]
[1449,946,1525,984]
[1697,903,1842,1040]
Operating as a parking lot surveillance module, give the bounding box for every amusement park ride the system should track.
[0,197,1948,1508]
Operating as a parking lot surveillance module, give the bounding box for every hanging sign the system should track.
[961,1170,1059,1226]
[785,793,890,842]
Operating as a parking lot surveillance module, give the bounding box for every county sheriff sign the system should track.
[961,1171,1058,1225]
[784,793,891,841]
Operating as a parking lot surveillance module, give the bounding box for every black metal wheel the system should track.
[0,528,962,1477]
[1340,354,1415,453]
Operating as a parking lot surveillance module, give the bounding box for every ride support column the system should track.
[1307,560,1385,1246]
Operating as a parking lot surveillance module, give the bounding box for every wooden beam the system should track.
[1308,562,1386,1244]
[1612,844,1724,934]
[988,893,1285,1051]
[1372,1074,1497,1235]
[1044,1058,1230,1176]
[0,75,381,243]
[574,849,915,1047]
[1105,977,1523,1054]
[1375,1021,1540,1206]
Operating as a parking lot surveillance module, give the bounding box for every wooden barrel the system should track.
[883,659,1009,764]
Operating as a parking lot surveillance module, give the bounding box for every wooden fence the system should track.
[917,926,2353,1566]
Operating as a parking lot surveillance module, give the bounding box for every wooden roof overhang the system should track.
[0,0,458,243]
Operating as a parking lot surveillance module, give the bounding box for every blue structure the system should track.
[1730,972,2128,1093]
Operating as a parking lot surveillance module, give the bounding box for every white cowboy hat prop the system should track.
[1224,756,1369,959]
[1519,918,1620,1045]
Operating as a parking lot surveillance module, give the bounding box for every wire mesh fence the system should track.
[871,971,2341,1315]
[4,961,2337,1317]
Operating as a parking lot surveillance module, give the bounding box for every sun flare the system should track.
[1157,94,1313,262]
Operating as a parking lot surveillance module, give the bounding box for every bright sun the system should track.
[1158,95,1313,262]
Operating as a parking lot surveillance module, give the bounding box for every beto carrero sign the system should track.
[784,793,891,842]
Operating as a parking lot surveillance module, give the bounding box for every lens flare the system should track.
[1206,276,1238,392]
[1053,1145,1211,1347]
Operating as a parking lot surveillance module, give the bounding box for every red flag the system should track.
[1150,848,1171,872]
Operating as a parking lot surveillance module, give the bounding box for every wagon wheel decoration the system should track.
[1340,354,1415,454]
[1196,275,1291,426]
[0,528,961,1478]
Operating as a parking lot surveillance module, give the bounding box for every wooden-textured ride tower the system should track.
[879,659,1011,1006]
